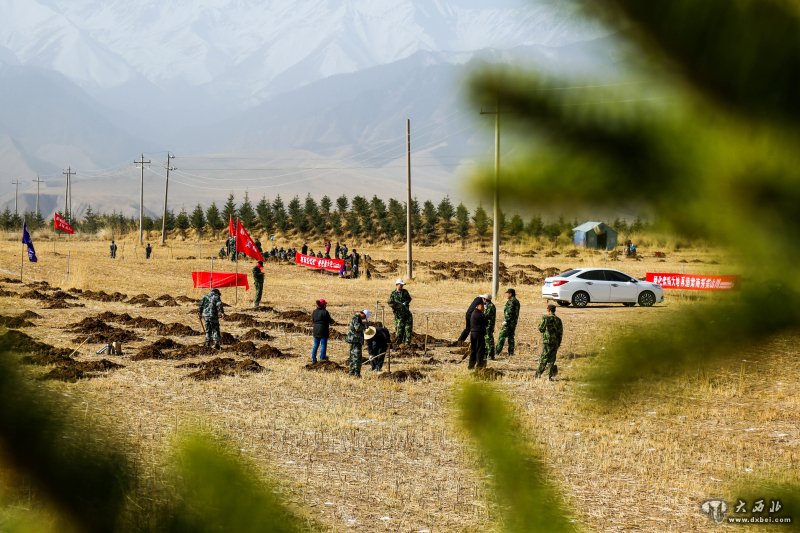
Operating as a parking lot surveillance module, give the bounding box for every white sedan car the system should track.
[542,267,664,308]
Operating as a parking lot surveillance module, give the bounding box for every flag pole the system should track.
[20,239,24,281]
[210,257,214,289]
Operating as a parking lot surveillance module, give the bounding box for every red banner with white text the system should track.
[192,271,249,290]
[646,272,739,290]
[295,253,344,272]
[53,213,74,234]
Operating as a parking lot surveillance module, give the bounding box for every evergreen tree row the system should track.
[0,193,649,243]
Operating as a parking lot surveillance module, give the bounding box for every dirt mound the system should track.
[175,296,195,303]
[40,359,124,382]
[0,288,15,297]
[472,368,504,380]
[420,358,442,365]
[162,299,179,307]
[411,332,450,346]
[0,315,35,328]
[20,289,48,300]
[159,323,201,337]
[178,357,263,380]
[379,369,425,382]
[153,337,183,350]
[277,310,311,322]
[130,346,167,361]
[47,300,85,309]
[155,294,174,301]
[128,295,161,307]
[19,310,42,319]
[2,330,73,360]
[81,290,128,302]
[172,344,218,358]
[0,277,22,284]
[68,317,142,343]
[227,341,257,354]
[219,332,238,345]
[304,360,346,372]
[27,280,51,290]
[254,344,293,359]
[240,329,275,341]
[49,290,78,300]
[224,314,264,328]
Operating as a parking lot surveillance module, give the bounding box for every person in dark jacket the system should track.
[468,300,488,370]
[311,298,334,363]
[365,321,391,371]
[457,295,486,344]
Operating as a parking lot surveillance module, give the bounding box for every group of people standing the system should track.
[459,288,563,379]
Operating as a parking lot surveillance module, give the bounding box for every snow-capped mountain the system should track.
[0,0,613,213]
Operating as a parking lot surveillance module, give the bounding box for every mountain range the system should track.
[0,0,615,217]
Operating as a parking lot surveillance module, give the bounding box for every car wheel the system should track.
[571,291,589,308]
[638,291,656,307]
[622,302,636,307]
[557,300,570,307]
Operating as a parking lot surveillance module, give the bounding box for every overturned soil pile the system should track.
[97,311,134,322]
[81,290,128,302]
[47,301,85,309]
[224,314,265,328]
[129,296,161,307]
[254,344,294,359]
[227,341,257,354]
[153,337,183,350]
[130,346,167,361]
[304,360,346,373]
[175,295,195,303]
[0,315,35,328]
[172,344,218,358]
[379,369,425,383]
[20,289,48,300]
[20,310,43,319]
[410,332,450,346]
[219,332,238,345]
[158,322,201,337]
[49,290,78,300]
[68,317,142,343]
[2,330,74,361]
[162,299,179,307]
[241,328,275,341]
[420,358,442,365]
[1,277,23,284]
[276,310,312,322]
[178,357,263,380]
[0,288,15,297]
[472,368,504,380]
[27,280,51,290]
[40,359,125,382]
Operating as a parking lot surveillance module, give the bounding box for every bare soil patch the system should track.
[177,357,264,380]
[240,328,275,341]
[472,367,505,380]
[0,315,36,328]
[68,317,143,343]
[378,369,425,382]
[304,360,346,372]
[40,359,125,382]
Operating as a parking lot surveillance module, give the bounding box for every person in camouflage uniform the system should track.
[252,261,265,309]
[495,288,520,356]
[482,294,497,360]
[198,288,225,349]
[535,303,563,380]
[346,309,369,377]
[388,279,413,344]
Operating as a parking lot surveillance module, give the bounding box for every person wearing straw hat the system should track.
[388,279,413,344]
[345,309,369,377]
[311,298,334,363]
[365,321,391,371]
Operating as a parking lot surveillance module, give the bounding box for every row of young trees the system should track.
[0,193,650,244]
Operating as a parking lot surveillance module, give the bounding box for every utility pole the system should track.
[481,101,502,299]
[406,118,413,280]
[11,179,20,215]
[134,154,151,244]
[161,152,176,245]
[62,167,75,220]
[32,176,44,218]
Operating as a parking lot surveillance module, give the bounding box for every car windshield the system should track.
[558,269,580,277]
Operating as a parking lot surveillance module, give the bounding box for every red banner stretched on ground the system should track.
[53,213,74,234]
[235,220,264,261]
[192,271,249,290]
[295,253,345,273]
[646,272,739,290]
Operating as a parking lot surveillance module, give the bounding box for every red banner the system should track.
[228,215,235,236]
[646,272,739,290]
[235,220,264,261]
[295,253,344,272]
[53,213,74,234]
[192,271,249,290]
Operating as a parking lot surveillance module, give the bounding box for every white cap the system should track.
[395,278,405,285]
[480,293,490,300]
[362,309,371,319]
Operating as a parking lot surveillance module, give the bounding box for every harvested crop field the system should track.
[0,238,797,532]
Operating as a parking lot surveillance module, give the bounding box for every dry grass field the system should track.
[1,232,798,532]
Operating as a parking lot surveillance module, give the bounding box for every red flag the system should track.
[53,213,74,234]
[228,215,235,236]
[235,219,264,261]
[192,271,249,290]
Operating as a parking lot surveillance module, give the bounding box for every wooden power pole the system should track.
[481,101,502,299]
[134,154,151,244]
[32,176,44,218]
[406,118,413,280]
[161,152,176,245]
[11,179,20,215]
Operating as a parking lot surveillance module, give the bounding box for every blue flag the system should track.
[22,223,37,263]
